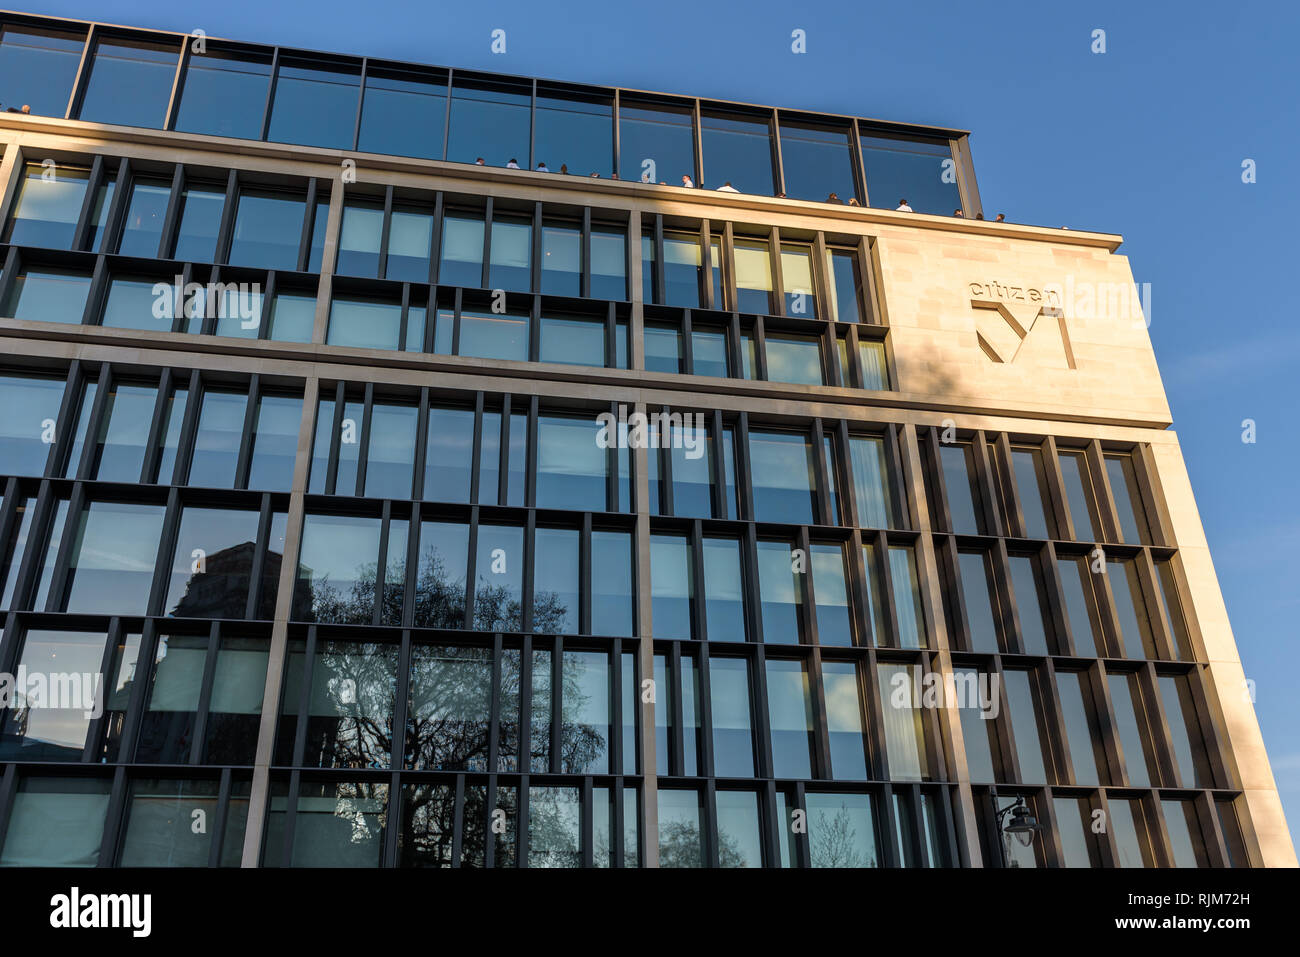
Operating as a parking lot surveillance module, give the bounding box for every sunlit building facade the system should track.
[0,11,1291,868]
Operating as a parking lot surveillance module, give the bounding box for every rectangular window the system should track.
[488,217,532,291]
[228,188,305,271]
[619,100,695,185]
[171,184,225,262]
[163,505,263,618]
[644,323,682,374]
[806,793,878,867]
[534,88,613,177]
[0,630,106,760]
[957,550,1000,653]
[858,339,890,390]
[1107,673,1161,787]
[953,667,1000,782]
[412,520,468,629]
[1010,446,1054,539]
[748,430,817,524]
[780,244,816,317]
[1109,557,1156,658]
[663,232,703,307]
[1003,669,1047,783]
[0,26,85,118]
[359,69,447,160]
[61,501,165,615]
[765,334,824,386]
[756,539,803,644]
[767,659,815,778]
[590,227,627,300]
[687,537,740,643]
[938,442,982,534]
[690,327,729,378]
[715,791,764,867]
[446,78,530,167]
[536,415,610,510]
[701,111,774,196]
[404,646,491,771]
[1056,671,1104,786]
[117,177,171,256]
[825,247,863,323]
[472,525,523,631]
[1158,674,1212,788]
[709,657,755,777]
[1058,556,1099,656]
[1109,797,1155,867]
[328,297,403,351]
[336,200,383,277]
[591,530,634,637]
[5,162,90,248]
[295,513,382,623]
[1105,453,1152,544]
[423,405,474,502]
[860,134,960,216]
[1009,554,1050,655]
[657,789,704,868]
[268,59,360,150]
[78,37,177,129]
[1058,450,1100,541]
[779,122,856,202]
[458,308,529,362]
[540,314,605,367]
[439,213,484,287]
[811,543,853,646]
[889,546,926,649]
[0,777,110,866]
[174,48,272,140]
[849,435,898,529]
[1054,797,1099,867]
[876,662,929,781]
[732,238,773,313]
[649,533,692,639]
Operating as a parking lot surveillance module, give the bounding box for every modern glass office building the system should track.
[0,11,1291,869]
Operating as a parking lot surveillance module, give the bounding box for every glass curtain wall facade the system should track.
[0,11,1278,870]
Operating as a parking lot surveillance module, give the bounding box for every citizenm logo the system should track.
[50,887,151,937]
[969,280,1075,370]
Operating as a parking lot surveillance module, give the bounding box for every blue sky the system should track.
[27,0,1299,837]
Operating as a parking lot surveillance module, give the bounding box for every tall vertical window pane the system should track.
[811,544,853,646]
[849,435,898,529]
[1158,674,1212,788]
[876,663,929,781]
[709,657,754,777]
[1009,555,1050,655]
[439,213,484,287]
[591,530,634,637]
[858,339,890,390]
[561,650,609,773]
[171,185,225,262]
[590,228,627,300]
[540,223,581,296]
[662,232,703,307]
[187,389,246,487]
[939,442,981,534]
[78,38,177,129]
[117,178,170,256]
[247,394,301,491]
[489,217,532,291]
[174,49,272,140]
[533,527,579,634]
[1109,798,1154,867]
[1010,447,1054,539]
[822,662,868,780]
[702,538,746,643]
[423,405,474,502]
[336,201,383,276]
[889,546,926,649]
[528,786,581,867]
[953,667,999,782]
[473,525,523,631]
[957,551,999,653]
[1162,799,1207,867]
[766,659,815,778]
[1054,797,1097,867]
[412,521,468,629]
[1108,673,1159,787]
[649,534,692,639]
[386,208,434,282]
[1003,670,1047,783]
[732,239,773,313]
[1058,556,1099,656]
[756,540,803,644]
[825,248,863,323]
[0,374,60,475]
[404,645,490,769]
[1058,450,1098,541]
[715,791,763,867]
[1109,558,1155,658]
[1056,671,1102,786]
[1106,453,1152,544]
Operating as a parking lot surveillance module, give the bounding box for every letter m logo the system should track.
[971,298,1076,370]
